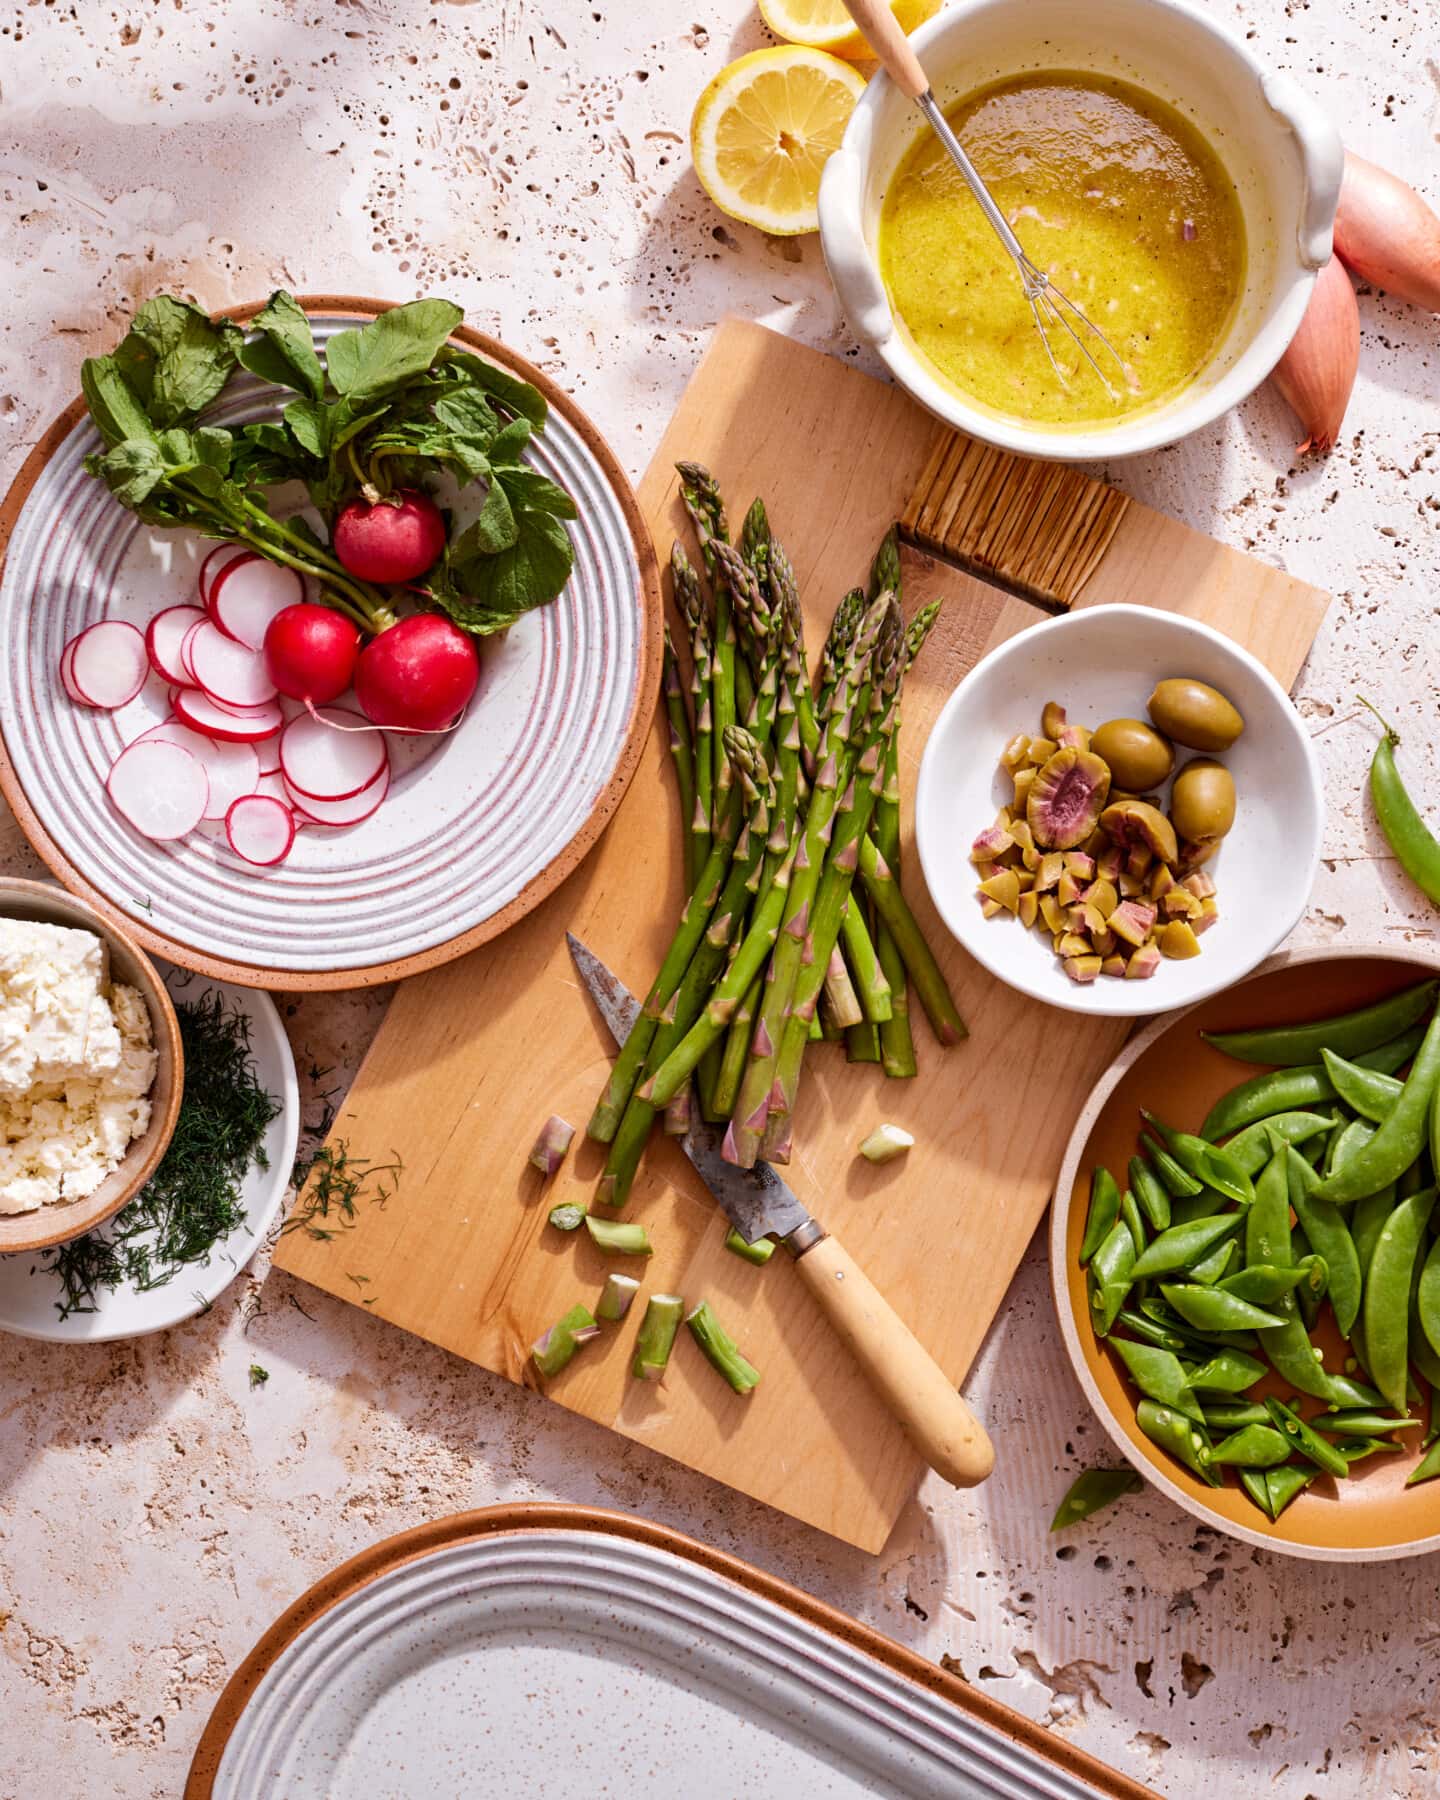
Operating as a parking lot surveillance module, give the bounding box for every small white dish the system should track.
[0,959,298,1341]
[914,604,1323,1018]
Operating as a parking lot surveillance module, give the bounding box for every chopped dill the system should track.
[282,1142,402,1242]
[248,1363,270,1388]
[42,992,281,1319]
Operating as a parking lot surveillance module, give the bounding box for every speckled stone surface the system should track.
[0,4,1437,1796]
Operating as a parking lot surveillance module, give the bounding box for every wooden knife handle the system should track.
[840,0,930,99]
[794,1232,995,1487]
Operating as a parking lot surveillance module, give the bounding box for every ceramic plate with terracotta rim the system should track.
[0,297,662,990]
[185,1504,1155,1800]
[1052,943,1440,1561]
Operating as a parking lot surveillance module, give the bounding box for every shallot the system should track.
[1269,254,1359,455]
[1334,152,1440,314]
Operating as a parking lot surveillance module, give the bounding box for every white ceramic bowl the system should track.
[818,0,1344,460]
[914,605,1323,1017]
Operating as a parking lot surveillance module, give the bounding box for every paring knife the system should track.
[567,933,995,1489]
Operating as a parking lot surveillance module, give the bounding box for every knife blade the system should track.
[567,933,810,1244]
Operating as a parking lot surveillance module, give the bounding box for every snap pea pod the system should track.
[1129,1211,1243,1280]
[1119,1188,1148,1259]
[1264,1396,1350,1477]
[1135,1398,1221,1485]
[1109,1338,1204,1422]
[1200,1025,1427,1140]
[1079,1167,1121,1266]
[1220,1261,1317,1306]
[1405,1436,1440,1487]
[1265,1463,1317,1517]
[1209,1424,1292,1468]
[1202,981,1438,1068]
[1239,1467,1275,1517]
[1169,1186,1234,1227]
[1290,1223,1322,1330]
[1417,1236,1440,1359]
[1312,1409,1421,1437]
[1141,1134,1203,1197]
[1246,1141,1293,1270]
[1323,1117,1375,1181]
[1287,1146,1363,1336]
[1129,1155,1171,1232]
[1221,1111,1335,1177]
[1359,699,1440,906]
[1323,1371,1385,1407]
[1185,1349,1268,1392]
[1258,1299,1347,1403]
[1050,1466,1142,1529]
[1351,1183,1396,1280]
[1114,1308,1191,1353]
[1088,1217,1137,1338]
[1137,1295,1258,1353]
[1321,1049,1403,1123]
[1161,1284,1286,1332]
[1142,1111,1254,1204]
[1313,1009,1440,1205]
[1362,1186,1437,1412]
[1337,1437,1405,1466]
[1407,1277,1440,1389]
[1189,1236,1239,1285]
[1201,1400,1271,1429]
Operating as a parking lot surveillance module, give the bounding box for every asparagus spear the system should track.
[528,1114,576,1176]
[678,462,736,810]
[821,943,864,1030]
[672,543,713,879]
[838,898,892,1024]
[725,1228,775,1266]
[815,587,864,730]
[661,622,698,891]
[632,1294,685,1381]
[713,970,760,1116]
[548,1202,587,1232]
[687,1300,761,1394]
[585,1216,653,1256]
[531,1304,601,1378]
[596,1272,642,1322]
[857,833,967,1046]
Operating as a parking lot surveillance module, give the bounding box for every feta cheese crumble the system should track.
[0,919,157,1214]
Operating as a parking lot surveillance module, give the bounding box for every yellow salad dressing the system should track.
[878,72,1247,427]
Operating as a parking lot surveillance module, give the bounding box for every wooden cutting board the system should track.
[274,318,1330,1553]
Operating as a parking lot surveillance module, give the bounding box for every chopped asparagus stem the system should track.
[663,1081,693,1137]
[596,1272,643,1323]
[632,1293,685,1380]
[686,1300,761,1394]
[822,943,864,1030]
[531,1303,600,1379]
[859,1123,915,1164]
[528,1114,576,1177]
[584,1215,654,1257]
[547,1202,587,1232]
[724,1227,776,1266]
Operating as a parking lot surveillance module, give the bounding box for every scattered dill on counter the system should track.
[248,1363,269,1388]
[282,1142,402,1243]
[43,992,281,1319]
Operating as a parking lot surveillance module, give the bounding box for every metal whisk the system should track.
[841,0,1128,395]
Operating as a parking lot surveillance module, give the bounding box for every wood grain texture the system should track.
[273,318,1330,1553]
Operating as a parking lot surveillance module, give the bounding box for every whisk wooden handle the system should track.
[841,0,930,98]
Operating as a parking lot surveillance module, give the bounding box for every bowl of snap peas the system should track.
[1051,945,1440,1559]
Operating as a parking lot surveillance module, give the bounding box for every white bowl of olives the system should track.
[915,604,1324,1017]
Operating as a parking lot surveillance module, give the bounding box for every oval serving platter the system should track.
[0,298,662,989]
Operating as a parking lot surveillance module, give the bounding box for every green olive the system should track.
[1170,758,1236,844]
[1147,678,1245,752]
[1090,718,1174,792]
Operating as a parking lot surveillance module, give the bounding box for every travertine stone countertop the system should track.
[1,3,1437,1795]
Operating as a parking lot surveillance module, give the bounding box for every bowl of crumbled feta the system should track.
[0,879,180,1253]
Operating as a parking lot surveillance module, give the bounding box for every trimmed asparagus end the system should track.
[547,1202,587,1233]
[725,1227,776,1266]
[663,1083,692,1137]
[531,1303,600,1378]
[529,1114,576,1177]
[632,1293,685,1381]
[859,1123,914,1164]
[584,1215,654,1257]
[687,1300,761,1394]
[596,1272,642,1323]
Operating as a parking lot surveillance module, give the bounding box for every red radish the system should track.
[187,621,279,708]
[136,722,261,821]
[180,618,206,684]
[107,739,209,840]
[255,770,291,804]
[333,488,446,583]
[67,620,149,709]
[225,794,296,866]
[211,556,305,650]
[146,605,207,686]
[198,543,254,608]
[279,707,387,799]
[354,615,479,732]
[60,640,88,707]
[263,604,360,706]
[172,688,283,742]
[285,764,390,827]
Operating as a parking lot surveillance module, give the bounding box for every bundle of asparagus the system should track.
[587,463,966,1203]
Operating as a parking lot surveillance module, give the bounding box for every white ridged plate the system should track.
[0,312,654,985]
[204,1529,1125,1800]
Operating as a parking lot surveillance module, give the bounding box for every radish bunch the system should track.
[62,547,406,868]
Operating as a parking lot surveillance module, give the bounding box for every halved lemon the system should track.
[691,46,867,236]
[757,0,940,62]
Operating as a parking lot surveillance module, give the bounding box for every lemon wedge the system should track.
[757,0,940,62]
[691,47,867,236]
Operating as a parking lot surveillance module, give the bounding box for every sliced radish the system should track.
[180,618,206,684]
[137,721,260,821]
[198,543,254,608]
[225,794,296,866]
[67,620,149,709]
[106,739,209,840]
[211,556,305,650]
[60,639,89,706]
[187,621,278,709]
[172,687,283,742]
[285,764,389,827]
[146,605,208,686]
[255,770,291,804]
[279,707,387,799]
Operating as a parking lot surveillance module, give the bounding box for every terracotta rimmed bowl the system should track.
[0,878,181,1255]
[0,297,662,990]
[1051,943,1440,1561]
